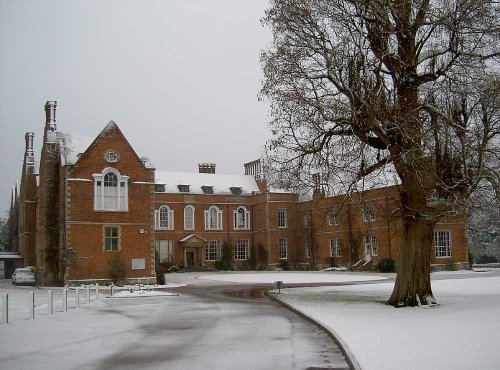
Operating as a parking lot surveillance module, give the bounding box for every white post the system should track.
[62,289,68,312]
[29,291,35,319]
[75,287,80,308]
[86,285,90,304]
[2,293,8,324]
[48,290,53,315]
[95,283,100,301]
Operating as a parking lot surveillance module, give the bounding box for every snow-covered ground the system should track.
[109,289,179,298]
[274,273,500,370]
[2,271,498,369]
[198,271,387,284]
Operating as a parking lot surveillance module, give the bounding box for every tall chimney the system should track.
[244,159,264,180]
[198,163,216,174]
[25,132,35,166]
[44,101,57,143]
[312,173,324,198]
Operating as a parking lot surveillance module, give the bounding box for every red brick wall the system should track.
[295,186,468,268]
[64,124,155,281]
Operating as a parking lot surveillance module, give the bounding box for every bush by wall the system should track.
[107,254,127,285]
[377,257,395,272]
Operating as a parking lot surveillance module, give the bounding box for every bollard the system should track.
[48,290,53,315]
[63,289,68,312]
[29,291,35,319]
[2,293,8,324]
[86,285,90,304]
[75,287,80,308]
[96,283,100,301]
[110,285,114,296]
[274,281,284,294]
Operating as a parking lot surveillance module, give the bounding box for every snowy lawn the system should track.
[109,289,179,298]
[198,271,387,284]
[275,276,500,370]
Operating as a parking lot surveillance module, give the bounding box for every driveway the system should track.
[0,276,349,370]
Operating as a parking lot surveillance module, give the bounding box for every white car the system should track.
[11,268,36,286]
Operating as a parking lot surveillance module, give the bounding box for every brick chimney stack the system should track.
[24,132,35,166]
[44,101,57,143]
[198,163,216,174]
[244,159,267,192]
[312,173,324,199]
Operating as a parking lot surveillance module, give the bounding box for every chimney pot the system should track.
[198,163,216,174]
[25,132,35,165]
[44,100,57,132]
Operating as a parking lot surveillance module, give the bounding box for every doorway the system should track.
[186,251,194,267]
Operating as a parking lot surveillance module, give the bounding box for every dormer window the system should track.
[105,151,119,163]
[178,184,190,193]
[202,186,214,194]
[155,184,165,193]
[230,187,242,195]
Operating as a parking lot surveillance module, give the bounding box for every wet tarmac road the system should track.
[94,284,350,370]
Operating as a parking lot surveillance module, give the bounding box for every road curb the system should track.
[265,291,361,370]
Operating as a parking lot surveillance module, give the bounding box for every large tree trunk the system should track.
[388,220,436,307]
[388,174,437,307]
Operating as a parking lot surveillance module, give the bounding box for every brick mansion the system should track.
[12,101,468,284]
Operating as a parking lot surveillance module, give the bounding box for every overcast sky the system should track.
[0,0,272,214]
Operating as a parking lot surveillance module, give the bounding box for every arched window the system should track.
[184,205,195,230]
[93,168,129,211]
[204,205,222,230]
[155,205,174,230]
[104,173,118,209]
[233,206,250,230]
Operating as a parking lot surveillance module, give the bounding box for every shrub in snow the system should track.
[279,260,289,271]
[377,258,395,273]
[107,254,127,285]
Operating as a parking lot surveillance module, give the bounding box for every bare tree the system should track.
[261,0,500,307]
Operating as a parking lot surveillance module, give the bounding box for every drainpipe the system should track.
[386,196,392,259]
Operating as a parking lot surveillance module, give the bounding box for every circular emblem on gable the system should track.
[105,150,119,163]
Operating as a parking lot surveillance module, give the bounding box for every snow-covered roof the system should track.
[178,234,207,243]
[155,171,260,195]
[58,132,94,166]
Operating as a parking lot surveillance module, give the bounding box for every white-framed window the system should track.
[363,235,378,256]
[327,211,339,226]
[205,240,221,261]
[155,205,174,230]
[362,204,376,222]
[234,239,250,260]
[155,240,173,262]
[279,238,288,259]
[329,238,342,257]
[94,168,129,211]
[278,209,287,228]
[205,206,223,230]
[305,240,312,259]
[434,230,451,258]
[304,215,311,228]
[104,150,119,163]
[103,226,119,251]
[233,206,250,230]
[184,205,195,230]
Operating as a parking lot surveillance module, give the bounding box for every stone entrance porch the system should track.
[178,234,207,267]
